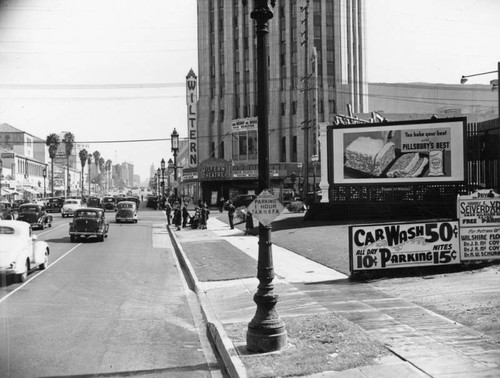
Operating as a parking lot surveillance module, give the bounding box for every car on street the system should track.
[115,201,138,223]
[46,197,65,213]
[61,198,83,218]
[16,203,53,230]
[69,208,109,242]
[101,196,117,211]
[0,201,15,220]
[0,220,50,282]
[231,194,257,208]
[86,196,101,208]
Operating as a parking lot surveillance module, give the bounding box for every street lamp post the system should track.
[297,162,302,199]
[157,168,161,208]
[87,156,92,196]
[171,128,179,203]
[243,0,287,353]
[161,158,165,208]
[311,155,319,203]
[43,166,47,199]
[167,158,174,199]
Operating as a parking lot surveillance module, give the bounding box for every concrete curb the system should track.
[168,225,248,378]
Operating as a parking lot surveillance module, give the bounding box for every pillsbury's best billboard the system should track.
[331,117,466,185]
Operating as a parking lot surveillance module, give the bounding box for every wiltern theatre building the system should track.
[195,0,367,204]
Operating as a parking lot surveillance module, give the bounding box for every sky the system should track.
[0,0,499,182]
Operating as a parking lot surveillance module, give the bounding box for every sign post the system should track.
[247,189,284,227]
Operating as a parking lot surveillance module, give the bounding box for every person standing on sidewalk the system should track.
[182,205,190,228]
[226,200,235,229]
[173,206,182,231]
[244,210,254,235]
[165,201,172,226]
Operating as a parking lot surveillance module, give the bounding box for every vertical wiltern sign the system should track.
[186,69,198,168]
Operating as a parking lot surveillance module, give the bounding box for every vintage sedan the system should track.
[17,203,53,230]
[101,196,117,211]
[46,197,65,213]
[61,198,83,218]
[115,201,138,223]
[69,208,109,242]
[0,201,15,220]
[0,220,50,282]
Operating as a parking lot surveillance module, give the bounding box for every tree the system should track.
[98,157,105,191]
[62,132,75,197]
[105,159,112,191]
[92,151,100,192]
[78,149,88,198]
[87,155,92,195]
[45,133,60,196]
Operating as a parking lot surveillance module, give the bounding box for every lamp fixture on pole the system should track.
[243,0,287,353]
[42,166,47,199]
[171,128,179,203]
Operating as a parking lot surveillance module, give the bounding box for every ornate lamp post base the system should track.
[247,293,287,352]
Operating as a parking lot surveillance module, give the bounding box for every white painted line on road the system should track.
[0,243,82,304]
[37,223,67,236]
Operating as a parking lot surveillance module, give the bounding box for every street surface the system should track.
[0,207,221,377]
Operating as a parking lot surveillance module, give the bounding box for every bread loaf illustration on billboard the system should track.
[344,136,395,176]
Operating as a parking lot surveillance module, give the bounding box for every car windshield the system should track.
[20,206,39,212]
[0,226,15,235]
[104,198,114,202]
[65,200,78,204]
[76,211,98,218]
[119,203,134,209]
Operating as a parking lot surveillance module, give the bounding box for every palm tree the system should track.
[45,133,60,197]
[98,157,105,191]
[63,132,75,197]
[92,151,100,192]
[87,155,92,195]
[78,149,88,198]
[105,159,112,191]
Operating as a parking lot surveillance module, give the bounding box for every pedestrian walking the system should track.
[173,207,182,231]
[218,196,225,213]
[226,200,235,229]
[244,211,254,235]
[182,206,190,228]
[199,203,208,229]
[165,201,172,226]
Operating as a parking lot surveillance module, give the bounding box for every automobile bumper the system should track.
[0,266,22,275]
[70,231,105,236]
[116,216,135,222]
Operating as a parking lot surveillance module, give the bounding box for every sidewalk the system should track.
[168,216,500,378]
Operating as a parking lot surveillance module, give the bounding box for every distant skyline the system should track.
[0,0,499,180]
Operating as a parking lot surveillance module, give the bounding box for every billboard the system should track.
[349,220,460,272]
[331,118,466,184]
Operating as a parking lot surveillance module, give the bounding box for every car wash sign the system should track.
[349,220,460,272]
[247,190,284,226]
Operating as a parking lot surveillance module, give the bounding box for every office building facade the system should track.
[196,0,366,203]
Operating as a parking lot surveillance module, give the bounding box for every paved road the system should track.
[0,207,221,377]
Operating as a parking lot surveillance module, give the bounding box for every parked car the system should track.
[61,198,83,218]
[115,201,138,223]
[0,220,50,282]
[101,196,117,211]
[0,201,15,220]
[46,197,65,213]
[12,199,29,212]
[17,203,53,230]
[231,194,257,208]
[69,208,109,242]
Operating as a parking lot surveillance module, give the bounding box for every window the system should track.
[292,136,297,162]
[281,137,286,162]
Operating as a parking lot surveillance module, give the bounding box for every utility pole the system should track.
[301,0,311,201]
